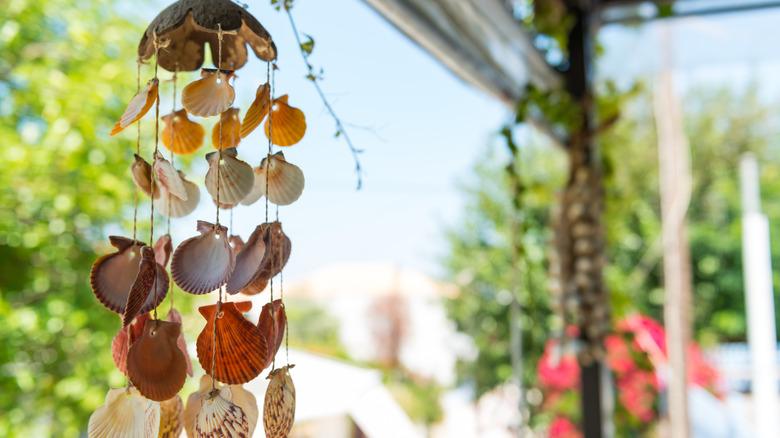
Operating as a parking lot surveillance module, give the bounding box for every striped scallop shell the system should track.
[205,148,254,205]
[225,225,266,295]
[242,151,304,206]
[263,365,296,438]
[153,170,200,218]
[162,109,205,154]
[196,301,270,384]
[88,387,160,438]
[132,154,158,199]
[182,69,235,117]
[171,221,234,295]
[90,236,168,314]
[184,376,220,438]
[121,246,161,327]
[258,299,287,365]
[111,78,159,136]
[195,386,249,438]
[229,384,259,437]
[212,108,242,149]
[264,95,306,146]
[240,83,271,138]
[158,395,184,438]
[127,319,187,402]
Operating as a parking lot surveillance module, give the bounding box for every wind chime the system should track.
[88,0,302,436]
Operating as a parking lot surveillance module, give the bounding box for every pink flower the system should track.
[549,416,582,438]
[538,340,579,391]
[605,334,635,375]
[617,370,658,422]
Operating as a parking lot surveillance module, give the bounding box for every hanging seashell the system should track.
[229,384,259,437]
[132,154,159,199]
[242,151,305,206]
[184,375,220,438]
[195,386,249,437]
[127,319,188,402]
[242,277,268,296]
[240,83,271,138]
[111,78,159,136]
[88,387,160,438]
[212,108,242,149]
[196,301,270,384]
[205,147,254,205]
[258,299,287,364]
[153,152,188,201]
[264,95,306,146]
[182,69,235,117]
[229,235,245,256]
[263,365,296,438]
[225,225,266,295]
[154,170,200,218]
[90,236,168,314]
[171,221,234,294]
[242,222,291,295]
[111,313,150,375]
[153,234,173,268]
[122,246,167,327]
[158,395,184,438]
[162,109,205,154]
[166,308,193,377]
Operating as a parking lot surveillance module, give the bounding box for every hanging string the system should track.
[148,35,162,321]
[132,60,142,242]
[168,69,178,314]
[264,61,278,370]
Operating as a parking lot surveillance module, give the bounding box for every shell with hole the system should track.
[111,313,150,375]
[88,387,160,438]
[242,222,291,295]
[182,69,235,117]
[263,365,296,438]
[131,154,158,198]
[159,395,184,438]
[225,224,266,295]
[205,147,254,205]
[196,301,269,384]
[258,299,287,364]
[195,386,249,437]
[242,151,304,206]
[162,109,205,154]
[212,107,242,149]
[153,170,200,218]
[241,83,271,138]
[127,319,187,402]
[264,95,306,146]
[90,236,168,314]
[111,78,159,136]
[171,221,234,294]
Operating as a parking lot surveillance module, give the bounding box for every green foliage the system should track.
[285,298,349,359]
[384,372,444,425]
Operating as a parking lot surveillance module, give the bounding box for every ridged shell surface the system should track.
[153,152,188,201]
[240,83,271,138]
[154,171,200,218]
[212,108,242,149]
[242,151,304,206]
[162,109,205,154]
[258,299,286,365]
[182,70,235,117]
[88,387,160,438]
[205,147,254,205]
[111,313,149,375]
[111,78,159,135]
[225,225,266,295]
[263,366,296,438]
[171,221,234,294]
[264,95,306,146]
[195,387,249,438]
[158,395,184,438]
[127,319,187,402]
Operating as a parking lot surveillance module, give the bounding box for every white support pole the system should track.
[739,153,779,438]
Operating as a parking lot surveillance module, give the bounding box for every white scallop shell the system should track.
[195,386,249,437]
[242,151,304,206]
[153,152,187,200]
[171,220,234,294]
[229,384,259,437]
[182,69,235,117]
[205,148,254,205]
[154,170,200,218]
[184,375,219,438]
[88,387,160,438]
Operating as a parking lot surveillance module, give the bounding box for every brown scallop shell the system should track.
[225,225,267,295]
[182,69,235,117]
[204,147,254,205]
[132,154,158,199]
[229,235,245,256]
[166,308,194,377]
[159,395,184,438]
[90,236,168,314]
[242,151,305,206]
[127,319,188,402]
[111,78,159,136]
[240,83,271,138]
[212,107,242,149]
[122,246,163,327]
[154,170,200,218]
[242,222,291,295]
[112,313,150,375]
[265,95,306,146]
[258,299,287,365]
[171,221,234,294]
[196,301,270,384]
[263,365,296,438]
[154,234,173,268]
[162,109,205,154]
[195,386,249,437]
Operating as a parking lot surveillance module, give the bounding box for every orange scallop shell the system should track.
[166,308,193,377]
[240,83,271,138]
[258,299,287,366]
[242,222,291,295]
[212,108,242,149]
[127,319,187,402]
[111,313,150,375]
[111,78,159,136]
[182,69,235,117]
[90,236,168,314]
[171,221,235,295]
[225,225,267,295]
[264,95,306,146]
[122,246,164,327]
[159,395,184,438]
[162,109,205,154]
[196,301,270,384]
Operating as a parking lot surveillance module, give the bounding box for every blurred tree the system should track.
[0,0,149,435]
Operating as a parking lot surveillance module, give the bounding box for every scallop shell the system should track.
[112,313,150,375]
[159,395,184,438]
[196,301,270,384]
[154,170,200,218]
[90,236,168,314]
[195,386,249,437]
[153,234,173,268]
[171,221,234,294]
[263,365,296,438]
[225,225,266,295]
[166,308,193,377]
[242,222,291,295]
[127,319,188,402]
[122,246,165,327]
[258,299,287,363]
[240,83,271,138]
[111,78,159,136]
[88,387,160,438]
[153,152,188,201]
[162,109,205,154]
[229,384,259,437]
[212,108,242,149]
[242,151,304,206]
[265,95,306,146]
[205,147,254,205]
[182,69,235,117]
[184,375,220,438]
[132,154,158,198]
